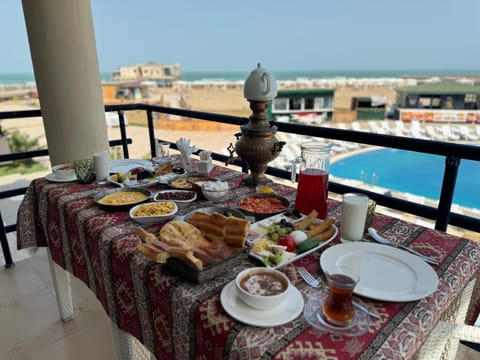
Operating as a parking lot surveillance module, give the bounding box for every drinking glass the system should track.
[341,193,369,242]
[73,159,95,184]
[322,266,359,326]
[93,150,109,183]
[291,141,332,219]
[155,140,170,158]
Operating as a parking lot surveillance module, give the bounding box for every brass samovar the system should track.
[229,63,285,185]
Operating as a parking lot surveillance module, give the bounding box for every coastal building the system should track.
[267,89,335,123]
[111,62,181,86]
[393,82,480,122]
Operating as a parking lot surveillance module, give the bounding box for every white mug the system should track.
[341,193,369,242]
[93,150,109,183]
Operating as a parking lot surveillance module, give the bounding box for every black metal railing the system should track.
[1,104,479,268]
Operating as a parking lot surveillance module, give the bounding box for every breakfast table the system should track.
[16,161,480,360]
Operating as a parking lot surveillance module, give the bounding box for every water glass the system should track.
[341,193,369,242]
[93,150,109,183]
[73,159,95,184]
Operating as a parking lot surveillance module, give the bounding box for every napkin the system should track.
[176,137,198,171]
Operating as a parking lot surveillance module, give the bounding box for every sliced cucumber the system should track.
[295,237,320,254]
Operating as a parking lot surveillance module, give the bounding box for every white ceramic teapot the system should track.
[243,63,277,101]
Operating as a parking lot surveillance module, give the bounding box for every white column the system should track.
[22,0,109,165]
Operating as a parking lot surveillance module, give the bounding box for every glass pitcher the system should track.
[291,141,332,219]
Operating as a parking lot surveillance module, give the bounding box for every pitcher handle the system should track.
[290,156,303,183]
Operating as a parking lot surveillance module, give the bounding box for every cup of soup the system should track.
[235,267,290,310]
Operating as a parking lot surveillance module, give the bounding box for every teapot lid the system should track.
[244,63,277,101]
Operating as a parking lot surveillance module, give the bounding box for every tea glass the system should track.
[155,140,170,158]
[73,159,95,184]
[322,266,359,326]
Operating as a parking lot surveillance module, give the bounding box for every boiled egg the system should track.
[290,230,308,245]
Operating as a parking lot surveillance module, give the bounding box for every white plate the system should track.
[320,242,439,302]
[220,280,304,327]
[45,172,77,183]
[107,174,158,188]
[109,159,153,174]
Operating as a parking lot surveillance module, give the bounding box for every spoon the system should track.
[367,227,439,265]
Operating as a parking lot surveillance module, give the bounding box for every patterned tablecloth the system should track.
[17,165,480,360]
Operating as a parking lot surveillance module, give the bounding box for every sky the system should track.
[1,0,479,74]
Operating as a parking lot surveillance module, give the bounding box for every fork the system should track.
[297,267,381,320]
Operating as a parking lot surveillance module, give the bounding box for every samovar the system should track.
[228,63,285,185]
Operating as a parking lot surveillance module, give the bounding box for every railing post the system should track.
[436,156,460,231]
[118,110,129,159]
[146,110,156,157]
[0,212,14,268]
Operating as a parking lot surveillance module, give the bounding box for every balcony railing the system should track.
[1,103,479,268]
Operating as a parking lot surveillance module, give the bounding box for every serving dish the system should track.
[129,201,178,224]
[248,212,338,268]
[93,188,152,211]
[181,206,246,222]
[237,193,291,220]
[153,189,197,209]
[109,159,153,174]
[108,173,158,188]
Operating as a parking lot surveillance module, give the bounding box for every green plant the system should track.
[5,130,41,167]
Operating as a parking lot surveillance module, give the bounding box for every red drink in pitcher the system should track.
[294,168,328,219]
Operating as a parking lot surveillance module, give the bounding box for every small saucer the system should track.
[220,280,304,327]
[45,172,77,183]
[304,291,370,336]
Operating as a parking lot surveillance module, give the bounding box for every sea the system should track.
[1,69,480,85]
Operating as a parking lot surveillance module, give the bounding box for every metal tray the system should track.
[93,187,152,211]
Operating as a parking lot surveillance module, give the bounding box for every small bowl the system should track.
[129,201,178,224]
[52,163,75,180]
[201,181,230,203]
[235,267,290,310]
[153,189,197,209]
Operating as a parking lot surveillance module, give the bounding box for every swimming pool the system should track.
[330,148,480,209]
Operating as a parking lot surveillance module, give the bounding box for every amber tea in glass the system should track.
[322,266,359,326]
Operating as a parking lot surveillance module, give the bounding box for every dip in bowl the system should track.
[235,267,290,310]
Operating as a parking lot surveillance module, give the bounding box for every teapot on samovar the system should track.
[227,63,285,185]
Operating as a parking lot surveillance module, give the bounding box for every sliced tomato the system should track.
[278,235,296,252]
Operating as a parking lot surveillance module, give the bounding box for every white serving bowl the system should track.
[129,201,178,224]
[235,267,290,310]
[52,163,75,180]
[153,189,197,209]
[201,181,230,203]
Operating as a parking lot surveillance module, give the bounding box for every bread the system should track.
[136,214,250,271]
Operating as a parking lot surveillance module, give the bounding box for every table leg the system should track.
[47,249,74,321]
[110,321,155,360]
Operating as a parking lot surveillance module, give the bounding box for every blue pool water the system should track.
[330,148,480,209]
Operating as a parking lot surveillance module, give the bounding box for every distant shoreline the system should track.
[1,69,480,85]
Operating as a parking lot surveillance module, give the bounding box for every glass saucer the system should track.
[303,291,370,336]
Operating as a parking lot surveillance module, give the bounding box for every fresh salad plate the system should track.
[320,242,439,302]
[220,280,304,327]
[109,159,153,174]
[248,212,338,269]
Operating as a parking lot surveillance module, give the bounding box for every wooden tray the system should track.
[165,249,248,284]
